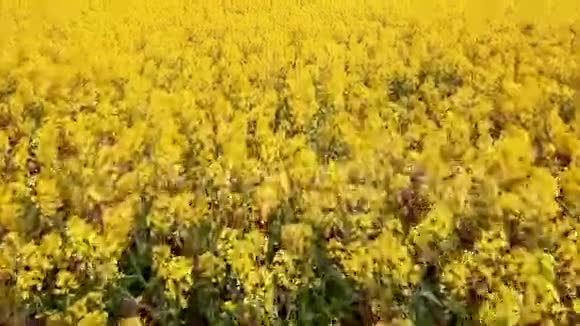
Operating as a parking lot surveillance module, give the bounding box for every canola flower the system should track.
[0,0,580,324]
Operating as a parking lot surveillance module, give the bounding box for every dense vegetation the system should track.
[0,0,579,325]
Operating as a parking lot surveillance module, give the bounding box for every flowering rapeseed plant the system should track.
[0,0,579,324]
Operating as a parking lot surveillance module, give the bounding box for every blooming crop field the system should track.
[1,0,580,325]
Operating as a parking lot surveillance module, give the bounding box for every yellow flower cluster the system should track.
[0,0,580,324]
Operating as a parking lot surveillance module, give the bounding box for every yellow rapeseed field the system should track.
[1,0,580,325]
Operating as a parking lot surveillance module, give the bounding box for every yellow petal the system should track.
[118,317,143,326]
